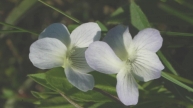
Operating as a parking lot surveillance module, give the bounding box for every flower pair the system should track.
[29,22,164,106]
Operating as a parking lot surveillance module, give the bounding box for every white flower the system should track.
[29,22,101,92]
[85,25,164,105]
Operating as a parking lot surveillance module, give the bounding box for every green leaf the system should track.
[162,72,193,92]
[133,101,162,108]
[45,67,73,92]
[89,102,123,108]
[96,21,108,32]
[128,1,193,105]
[31,91,59,99]
[28,73,55,91]
[69,90,112,102]
[130,0,151,30]
[68,24,79,33]
[45,68,113,102]
[88,102,107,108]
[38,96,74,108]
[107,7,124,24]
[91,72,117,95]
[107,5,130,24]
[111,6,124,17]
[129,0,179,76]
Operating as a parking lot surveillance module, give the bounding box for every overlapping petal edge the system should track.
[85,25,164,105]
[29,22,101,92]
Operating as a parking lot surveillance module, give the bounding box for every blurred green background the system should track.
[0,0,193,108]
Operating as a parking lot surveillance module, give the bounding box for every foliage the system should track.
[0,0,193,108]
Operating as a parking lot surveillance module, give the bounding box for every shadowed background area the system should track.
[0,0,193,108]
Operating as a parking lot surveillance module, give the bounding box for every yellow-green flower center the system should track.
[62,47,75,68]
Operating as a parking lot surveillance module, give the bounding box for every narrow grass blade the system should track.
[0,22,38,36]
[0,30,28,33]
[158,51,178,75]
[161,31,193,37]
[158,3,193,25]
[0,0,38,38]
[165,73,193,85]
[38,0,81,24]
[162,72,193,92]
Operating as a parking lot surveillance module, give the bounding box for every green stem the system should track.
[157,51,178,75]
[93,87,128,107]
[161,31,193,37]
[0,22,38,36]
[38,0,81,24]
[59,92,83,108]
[0,30,28,33]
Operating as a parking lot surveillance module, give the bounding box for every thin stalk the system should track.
[59,92,83,108]
[157,51,178,75]
[0,30,28,33]
[38,0,81,24]
[161,31,193,37]
[0,22,38,36]
[93,87,129,107]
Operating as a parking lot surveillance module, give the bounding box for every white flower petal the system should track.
[65,66,94,92]
[85,41,123,74]
[39,23,71,47]
[70,48,93,73]
[29,38,67,69]
[116,68,139,105]
[133,28,163,52]
[103,25,132,60]
[132,50,164,82]
[70,22,101,48]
